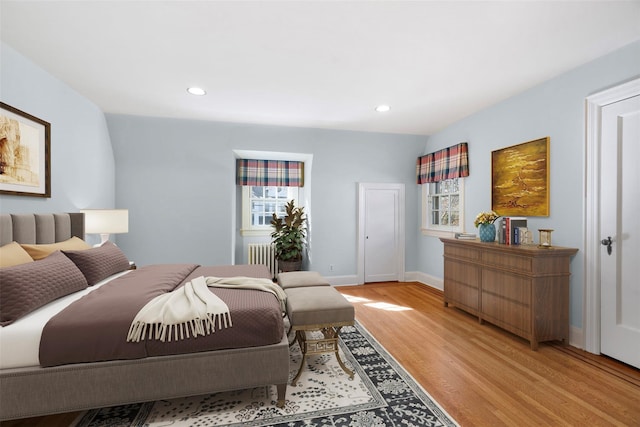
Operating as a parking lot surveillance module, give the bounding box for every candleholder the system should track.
[538,229,553,248]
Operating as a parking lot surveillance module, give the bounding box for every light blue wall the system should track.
[106,114,426,272]
[0,43,115,224]
[5,33,639,332]
[417,40,640,329]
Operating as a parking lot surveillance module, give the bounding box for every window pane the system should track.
[252,186,265,198]
[264,187,276,199]
[431,196,440,209]
[450,211,459,226]
[441,195,450,210]
[258,214,271,226]
[441,211,449,225]
[251,204,263,218]
[277,187,288,198]
[251,201,264,227]
[451,195,459,210]
[263,202,275,213]
[431,210,440,225]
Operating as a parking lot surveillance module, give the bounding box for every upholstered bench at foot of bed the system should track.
[284,285,355,386]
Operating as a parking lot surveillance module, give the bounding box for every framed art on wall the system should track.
[0,102,51,197]
[491,137,549,216]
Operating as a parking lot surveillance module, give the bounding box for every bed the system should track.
[0,213,289,421]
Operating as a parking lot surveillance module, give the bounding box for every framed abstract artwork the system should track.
[491,137,549,216]
[0,102,51,197]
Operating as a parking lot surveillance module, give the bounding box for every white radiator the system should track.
[247,243,278,278]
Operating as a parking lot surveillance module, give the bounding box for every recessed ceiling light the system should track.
[375,104,391,113]
[187,87,206,96]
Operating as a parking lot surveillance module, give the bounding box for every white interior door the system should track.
[357,183,405,284]
[600,94,640,369]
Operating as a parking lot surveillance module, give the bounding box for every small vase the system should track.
[479,223,496,242]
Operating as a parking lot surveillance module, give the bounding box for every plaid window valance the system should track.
[236,159,304,187]
[416,142,469,184]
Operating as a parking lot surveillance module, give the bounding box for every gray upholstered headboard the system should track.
[0,213,84,246]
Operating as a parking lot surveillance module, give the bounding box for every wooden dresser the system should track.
[440,238,578,350]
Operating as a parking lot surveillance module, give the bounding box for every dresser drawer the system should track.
[481,269,531,335]
[445,281,479,311]
[444,260,480,311]
[482,292,530,335]
[444,260,479,288]
[482,270,531,305]
[482,251,533,272]
[444,244,480,261]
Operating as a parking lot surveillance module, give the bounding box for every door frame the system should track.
[357,183,405,284]
[584,77,640,354]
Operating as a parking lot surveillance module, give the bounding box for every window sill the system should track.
[421,228,461,239]
[240,228,272,237]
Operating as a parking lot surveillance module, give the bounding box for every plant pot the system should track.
[479,223,496,242]
[278,259,302,272]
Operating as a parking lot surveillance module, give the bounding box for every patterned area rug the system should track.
[74,322,458,426]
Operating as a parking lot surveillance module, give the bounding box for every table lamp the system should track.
[80,209,129,245]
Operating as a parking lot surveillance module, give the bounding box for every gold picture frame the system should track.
[0,102,51,197]
[491,137,549,216]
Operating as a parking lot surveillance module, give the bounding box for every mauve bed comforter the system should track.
[39,264,284,367]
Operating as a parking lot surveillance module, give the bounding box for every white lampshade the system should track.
[80,209,128,244]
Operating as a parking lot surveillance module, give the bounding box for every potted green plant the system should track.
[270,200,307,272]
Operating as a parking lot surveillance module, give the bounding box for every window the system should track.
[241,186,299,236]
[234,151,311,238]
[422,178,465,237]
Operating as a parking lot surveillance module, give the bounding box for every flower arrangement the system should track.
[474,211,499,228]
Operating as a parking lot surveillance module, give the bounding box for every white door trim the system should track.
[584,77,640,354]
[357,183,405,284]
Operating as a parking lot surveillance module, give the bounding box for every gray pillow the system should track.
[0,251,88,326]
[63,241,130,286]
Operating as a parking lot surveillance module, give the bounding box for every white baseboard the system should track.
[325,271,443,289]
[326,275,359,286]
[404,271,443,291]
[570,325,584,350]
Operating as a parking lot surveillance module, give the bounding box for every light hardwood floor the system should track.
[2,282,639,426]
[339,282,640,427]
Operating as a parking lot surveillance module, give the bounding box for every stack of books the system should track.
[498,217,528,244]
[455,232,477,240]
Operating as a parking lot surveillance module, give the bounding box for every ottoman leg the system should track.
[291,327,354,386]
[329,326,354,380]
[276,383,287,408]
[287,324,296,347]
[291,330,308,386]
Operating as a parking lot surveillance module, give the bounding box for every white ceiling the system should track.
[2,1,640,135]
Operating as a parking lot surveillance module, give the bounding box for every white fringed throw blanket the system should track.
[204,275,287,313]
[127,275,286,343]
